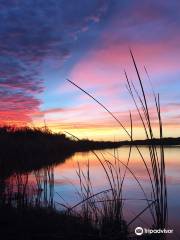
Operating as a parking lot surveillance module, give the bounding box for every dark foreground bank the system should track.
[0,205,130,240]
[0,205,166,240]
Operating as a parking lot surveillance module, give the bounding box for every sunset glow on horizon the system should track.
[0,1,180,140]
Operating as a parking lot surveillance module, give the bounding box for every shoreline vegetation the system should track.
[0,126,179,178]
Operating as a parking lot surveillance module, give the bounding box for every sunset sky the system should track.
[0,0,180,140]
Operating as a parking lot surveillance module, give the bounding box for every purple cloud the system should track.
[0,0,110,124]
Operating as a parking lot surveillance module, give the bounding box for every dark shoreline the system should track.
[0,126,180,178]
[75,137,180,151]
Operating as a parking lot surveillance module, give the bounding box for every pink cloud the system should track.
[70,39,180,88]
[0,93,41,125]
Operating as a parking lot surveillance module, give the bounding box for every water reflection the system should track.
[0,166,54,208]
[53,146,180,238]
[1,146,180,239]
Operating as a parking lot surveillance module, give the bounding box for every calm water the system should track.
[53,146,180,239]
[4,146,180,239]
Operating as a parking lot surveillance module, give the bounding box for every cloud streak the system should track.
[0,0,110,124]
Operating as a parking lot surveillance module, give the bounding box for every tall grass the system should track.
[126,50,167,229]
[73,157,128,239]
[67,51,168,234]
[64,131,129,238]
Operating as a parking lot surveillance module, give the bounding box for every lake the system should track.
[3,146,180,239]
[53,146,180,239]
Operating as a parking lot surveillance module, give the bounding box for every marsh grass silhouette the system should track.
[66,51,168,239]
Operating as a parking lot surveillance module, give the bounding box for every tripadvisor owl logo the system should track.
[135,227,143,236]
[135,226,174,236]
